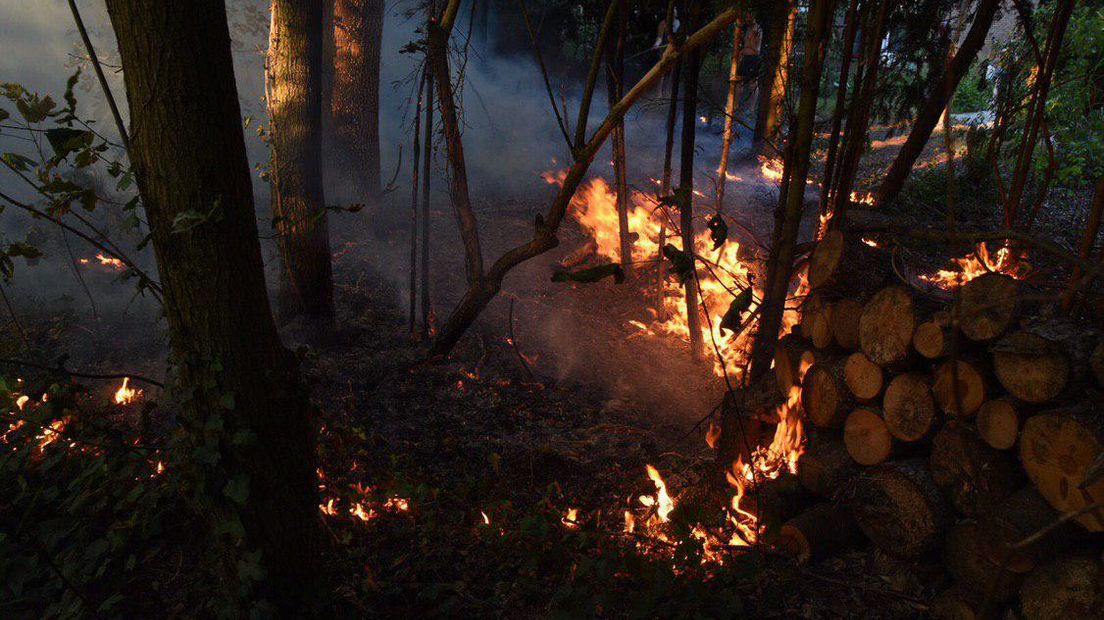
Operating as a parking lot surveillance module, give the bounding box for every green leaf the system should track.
[2,152,36,171]
[719,286,754,335]
[218,392,235,410]
[0,107,8,123]
[223,474,250,505]
[44,127,92,160]
[550,263,625,284]
[6,241,42,260]
[16,94,55,123]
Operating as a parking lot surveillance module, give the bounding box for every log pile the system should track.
[769,232,1104,618]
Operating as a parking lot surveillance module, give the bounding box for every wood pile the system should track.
[772,230,1104,619]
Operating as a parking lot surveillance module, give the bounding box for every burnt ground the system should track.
[1,110,1099,617]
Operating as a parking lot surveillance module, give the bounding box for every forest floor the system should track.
[1,114,1099,617]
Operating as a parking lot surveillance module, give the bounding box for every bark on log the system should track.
[980,487,1083,575]
[775,332,816,398]
[807,229,890,294]
[883,373,937,442]
[913,310,954,359]
[859,286,918,367]
[1019,554,1104,620]
[844,407,893,465]
[799,432,860,498]
[929,586,985,620]
[831,298,864,350]
[977,397,1022,450]
[844,351,884,401]
[932,358,989,418]
[943,521,1023,603]
[848,458,952,558]
[956,273,1020,342]
[930,423,1020,516]
[800,290,835,350]
[1020,401,1104,531]
[992,320,1096,404]
[778,502,863,564]
[802,357,853,428]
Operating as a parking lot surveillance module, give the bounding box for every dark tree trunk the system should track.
[749,0,836,381]
[874,0,1001,208]
[754,0,795,153]
[679,4,705,360]
[421,64,434,336]
[332,0,384,209]
[267,0,335,322]
[818,0,859,218]
[104,0,319,611]
[606,0,632,274]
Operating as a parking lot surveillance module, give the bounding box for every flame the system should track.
[623,510,635,533]
[384,497,410,512]
[481,511,491,525]
[562,508,579,528]
[919,242,1029,289]
[758,156,784,183]
[320,498,338,516]
[35,417,68,453]
[644,464,674,523]
[350,502,377,522]
[113,377,142,405]
[95,253,126,271]
[861,237,880,247]
[15,395,29,411]
[849,191,875,206]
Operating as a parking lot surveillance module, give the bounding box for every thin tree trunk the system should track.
[716,16,745,211]
[1062,176,1104,311]
[607,0,632,275]
[66,0,129,151]
[104,0,319,611]
[420,62,434,336]
[756,0,796,154]
[874,0,1002,209]
[574,0,618,152]
[749,0,836,381]
[818,0,859,218]
[679,4,705,360]
[657,59,681,321]
[267,0,334,323]
[409,76,422,334]
[332,0,384,209]
[829,0,888,228]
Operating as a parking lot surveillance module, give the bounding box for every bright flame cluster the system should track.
[919,242,1029,289]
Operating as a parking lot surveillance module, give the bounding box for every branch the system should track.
[0,357,165,388]
[519,0,574,154]
[67,0,129,152]
[573,0,619,152]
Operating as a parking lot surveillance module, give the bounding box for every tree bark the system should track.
[332,0,384,208]
[818,0,859,218]
[606,0,632,275]
[267,0,335,322]
[678,3,705,360]
[657,60,681,321]
[420,62,434,336]
[874,0,1001,208]
[716,15,744,210]
[748,0,835,381]
[104,0,319,610]
[754,0,796,153]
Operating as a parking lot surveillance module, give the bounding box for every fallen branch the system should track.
[0,357,165,388]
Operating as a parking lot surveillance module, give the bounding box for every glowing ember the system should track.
[320,498,338,516]
[350,502,377,522]
[384,497,410,512]
[862,237,880,247]
[15,395,29,411]
[113,377,142,405]
[481,511,491,525]
[919,242,1030,289]
[562,507,579,528]
[758,156,784,183]
[849,191,875,206]
[35,417,68,453]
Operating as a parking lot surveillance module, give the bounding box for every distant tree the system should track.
[332,0,384,213]
[267,0,335,322]
[104,0,320,611]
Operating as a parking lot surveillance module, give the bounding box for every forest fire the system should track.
[919,241,1030,289]
[758,156,784,183]
[94,253,126,271]
[113,377,142,405]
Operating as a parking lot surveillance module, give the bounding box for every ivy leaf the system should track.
[662,244,694,283]
[719,286,754,335]
[707,214,728,250]
[551,263,625,284]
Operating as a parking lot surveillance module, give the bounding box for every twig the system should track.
[518,0,573,154]
[67,0,129,152]
[507,298,535,382]
[0,357,164,388]
[0,282,30,351]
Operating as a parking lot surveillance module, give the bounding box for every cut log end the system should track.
[930,423,1020,517]
[844,407,893,466]
[802,358,852,429]
[1020,403,1104,532]
[993,330,1072,404]
[932,359,987,417]
[976,397,1021,450]
[883,373,936,442]
[859,286,916,367]
[848,459,951,558]
[844,351,884,401]
[1019,554,1104,620]
[956,273,1019,342]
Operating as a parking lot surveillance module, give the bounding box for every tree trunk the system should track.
[716,16,744,210]
[606,0,632,275]
[420,19,434,337]
[678,4,705,360]
[748,0,835,381]
[332,0,384,209]
[818,0,859,218]
[409,75,422,334]
[105,0,319,610]
[1062,176,1104,311]
[267,0,335,322]
[754,0,796,153]
[874,0,1001,208]
[657,60,681,321]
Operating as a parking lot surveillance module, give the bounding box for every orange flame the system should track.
[95,253,126,271]
[919,242,1029,289]
[113,377,142,405]
[758,156,784,183]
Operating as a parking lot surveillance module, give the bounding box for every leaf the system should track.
[44,127,92,160]
[6,241,42,260]
[16,94,55,123]
[2,152,36,171]
[662,244,694,283]
[551,263,625,284]
[707,214,728,250]
[719,286,754,335]
[223,474,250,505]
[0,107,8,123]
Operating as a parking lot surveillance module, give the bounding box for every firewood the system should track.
[801,291,835,350]
[807,229,890,294]
[943,521,1023,603]
[843,350,884,401]
[883,373,937,442]
[830,298,864,350]
[929,586,987,620]
[859,286,918,367]
[847,458,951,558]
[741,473,808,533]
[774,332,816,398]
[976,397,1022,450]
[932,358,989,417]
[955,273,1020,342]
[992,320,1096,404]
[798,432,859,498]
[1020,401,1104,531]
[844,407,893,466]
[913,310,954,359]
[778,502,863,564]
[1019,553,1104,620]
[801,357,853,428]
[929,422,1020,516]
[980,487,1083,575]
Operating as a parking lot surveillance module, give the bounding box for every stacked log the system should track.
[780,232,1104,618]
